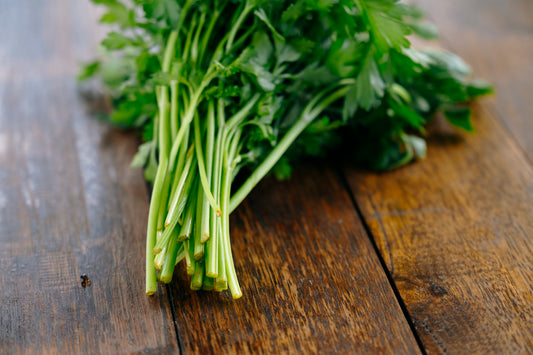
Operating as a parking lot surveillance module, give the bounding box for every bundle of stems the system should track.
[81,0,492,298]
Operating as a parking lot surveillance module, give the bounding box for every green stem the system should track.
[226,1,254,53]
[178,201,194,242]
[155,154,196,254]
[165,147,195,227]
[202,276,215,291]
[190,11,206,64]
[185,239,196,275]
[198,8,222,66]
[160,234,183,283]
[225,94,260,132]
[205,102,218,276]
[168,72,214,171]
[193,180,205,260]
[170,81,179,139]
[153,240,166,270]
[222,129,243,299]
[182,12,197,62]
[194,111,221,215]
[145,158,168,295]
[215,200,227,291]
[191,262,204,290]
[168,128,189,205]
[162,31,178,72]
[229,85,350,212]
[200,101,216,244]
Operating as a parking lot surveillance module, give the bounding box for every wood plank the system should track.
[344,1,533,350]
[0,1,178,353]
[168,166,422,354]
[418,0,533,159]
[347,110,533,354]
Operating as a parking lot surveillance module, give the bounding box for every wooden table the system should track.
[1,1,531,354]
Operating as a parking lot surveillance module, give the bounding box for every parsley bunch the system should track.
[81,0,491,298]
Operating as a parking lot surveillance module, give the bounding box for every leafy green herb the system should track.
[81,0,492,298]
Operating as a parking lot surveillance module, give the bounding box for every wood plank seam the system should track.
[166,284,185,355]
[337,167,429,355]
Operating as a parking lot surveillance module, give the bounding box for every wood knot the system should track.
[80,274,91,288]
[428,281,447,297]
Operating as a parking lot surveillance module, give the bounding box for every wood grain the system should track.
[418,0,533,160]
[344,1,533,350]
[168,166,422,354]
[0,1,178,354]
[3,0,531,354]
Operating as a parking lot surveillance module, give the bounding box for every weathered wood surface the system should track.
[0,1,421,354]
[344,0,533,353]
[1,0,532,354]
[0,1,178,354]
[420,0,533,160]
[169,166,421,354]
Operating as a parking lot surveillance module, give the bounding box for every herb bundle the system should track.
[81,0,492,298]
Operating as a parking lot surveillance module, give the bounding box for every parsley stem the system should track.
[190,12,206,65]
[194,111,221,216]
[178,201,194,242]
[193,181,205,261]
[170,81,179,139]
[165,147,195,227]
[168,128,189,206]
[229,85,350,212]
[185,239,195,276]
[215,219,227,291]
[162,30,178,72]
[160,232,183,283]
[198,8,222,66]
[181,12,197,62]
[200,101,215,243]
[205,101,218,277]
[225,1,254,53]
[145,158,168,295]
[222,129,243,299]
[190,261,204,290]
[168,72,214,173]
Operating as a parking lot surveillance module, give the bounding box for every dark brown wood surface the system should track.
[169,166,420,354]
[0,1,178,354]
[1,0,532,354]
[419,0,533,160]
[343,0,533,353]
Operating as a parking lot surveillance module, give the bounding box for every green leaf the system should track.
[466,80,494,98]
[277,43,301,64]
[131,141,154,168]
[143,150,158,183]
[250,31,274,66]
[363,0,411,53]
[149,71,177,86]
[346,56,386,114]
[77,61,100,81]
[408,22,439,40]
[110,100,141,126]
[101,32,133,50]
[292,63,336,88]
[403,134,426,159]
[254,8,285,46]
[445,106,474,132]
[388,96,426,132]
[402,48,433,68]
[326,38,367,77]
[424,49,471,78]
[281,1,306,23]
[98,2,135,28]
[272,156,292,180]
